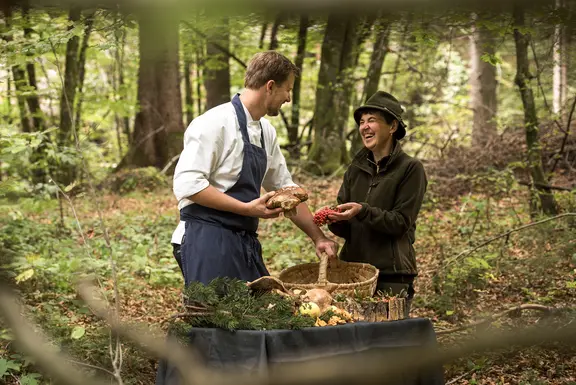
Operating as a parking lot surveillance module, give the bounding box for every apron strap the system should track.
[232,93,266,152]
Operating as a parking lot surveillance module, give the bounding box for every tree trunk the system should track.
[269,14,283,50]
[57,6,82,185]
[22,2,51,183]
[195,44,203,115]
[1,6,32,133]
[22,2,45,133]
[11,66,32,133]
[351,18,390,155]
[5,74,12,124]
[119,12,184,170]
[74,11,96,131]
[184,50,194,124]
[307,14,363,175]
[362,20,390,103]
[338,16,368,165]
[204,18,231,110]
[389,16,411,94]
[470,13,498,147]
[288,15,308,160]
[110,19,123,160]
[553,0,568,120]
[259,22,268,49]
[513,4,558,216]
[116,24,131,144]
[58,6,81,143]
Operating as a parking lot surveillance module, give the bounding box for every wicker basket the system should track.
[278,253,379,298]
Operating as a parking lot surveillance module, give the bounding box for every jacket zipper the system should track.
[365,161,397,272]
[364,161,379,201]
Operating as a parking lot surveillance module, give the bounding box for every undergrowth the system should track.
[0,178,575,384]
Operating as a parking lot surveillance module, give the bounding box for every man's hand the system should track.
[314,236,339,259]
[328,202,363,222]
[243,191,284,219]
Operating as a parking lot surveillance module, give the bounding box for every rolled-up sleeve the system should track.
[262,124,296,192]
[173,117,226,202]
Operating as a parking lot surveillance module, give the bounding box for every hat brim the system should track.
[353,105,406,139]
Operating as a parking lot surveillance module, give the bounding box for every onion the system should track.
[299,302,321,318]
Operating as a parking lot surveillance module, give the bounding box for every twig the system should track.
[517,180,574,191]
[161,312,211,325]
[182,21,247,68]
[0,290,108,385]
[48,178,93,261]
[387,47,423,79]
[77,282,215,385]
[445,213,576,267]
[4,281,576,385]
[423,99,475,111]
[182,20,290,133]
[328,164,346,179]
[298,116,314,144]
[529,39,566,135]
[551,94,576,173]
[161,154,181,175]
[49,33,125,385]
[185,304,209,311]
[280,140,312,151]
[119,124,165,166]
[436,304,555,335]
[66,359,117,378]
[446,368,476,385]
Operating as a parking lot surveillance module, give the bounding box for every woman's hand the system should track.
[327,202,363,222]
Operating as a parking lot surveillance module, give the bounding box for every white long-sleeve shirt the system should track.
[171,100,296,244]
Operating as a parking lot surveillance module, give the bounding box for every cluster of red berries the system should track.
[313,206,341,226]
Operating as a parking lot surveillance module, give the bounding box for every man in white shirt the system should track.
[171,51,338,285]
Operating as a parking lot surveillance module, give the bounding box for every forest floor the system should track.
[1,173,576,385]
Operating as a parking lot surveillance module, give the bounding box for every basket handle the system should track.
[317,252,329,286]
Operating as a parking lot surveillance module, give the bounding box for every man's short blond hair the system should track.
[244,51,299,90]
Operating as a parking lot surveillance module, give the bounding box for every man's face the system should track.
[358,112,397,153]
[265,72,295,116]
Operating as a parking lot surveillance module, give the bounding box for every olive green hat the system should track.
[353,91,407,139]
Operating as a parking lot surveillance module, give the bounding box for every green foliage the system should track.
[0,193,181,292]
[104,167,169,194]
[178,277,315,331]
[480,52,502,66]
[259,217,318,272]
[0,127,47,196]
[0,329,44,384]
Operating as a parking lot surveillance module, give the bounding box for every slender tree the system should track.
[513,4,558,216]
[287,15,309,159]
[470,13,498,147]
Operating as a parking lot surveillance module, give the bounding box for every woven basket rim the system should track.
[278,259,379,290]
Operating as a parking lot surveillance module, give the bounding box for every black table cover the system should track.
[155,318,445,385]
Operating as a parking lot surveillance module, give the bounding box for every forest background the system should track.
[1,0,576,383]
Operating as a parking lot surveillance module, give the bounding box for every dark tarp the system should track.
[155,318,445,385]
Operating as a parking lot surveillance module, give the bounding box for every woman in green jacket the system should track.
[328,91,427,314]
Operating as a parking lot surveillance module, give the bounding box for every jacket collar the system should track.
[352,141,404,174]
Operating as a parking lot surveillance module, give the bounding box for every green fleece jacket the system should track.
[328,143,427,276]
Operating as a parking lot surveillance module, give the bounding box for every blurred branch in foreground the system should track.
[2,0,568,16]
[1,282,575,385]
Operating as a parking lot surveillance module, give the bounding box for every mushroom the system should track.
[266,186,309,217]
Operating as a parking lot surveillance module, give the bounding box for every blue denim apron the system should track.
[179,94,269,286]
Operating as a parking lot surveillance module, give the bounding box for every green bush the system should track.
[104,167,169,195]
